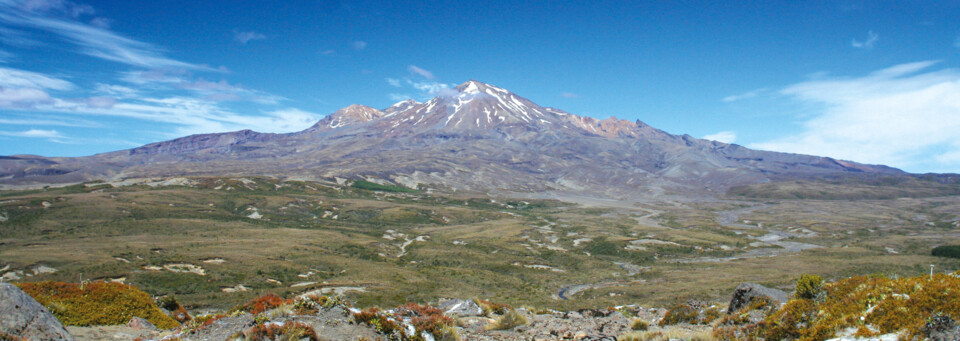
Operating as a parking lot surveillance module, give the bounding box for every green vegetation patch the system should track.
[16,281,180,328]
[350,180,417,193]
[932,245,960,259]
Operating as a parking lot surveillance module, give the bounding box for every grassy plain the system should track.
[1,176,958,311]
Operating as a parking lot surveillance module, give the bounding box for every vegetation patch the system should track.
[353,302,456,340]
[232,293,291,315]
[351,180,417,193]
[241,321,319,341]
[714,272,960,340]
[16,281,179,329]
[932,245,960,259]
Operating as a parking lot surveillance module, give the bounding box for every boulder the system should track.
[125,317,157,331]
[0,283,75,340]
[437,298,484,317]
[727,282,789,313]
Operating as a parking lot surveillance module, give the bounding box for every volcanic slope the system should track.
[0,80,901,196]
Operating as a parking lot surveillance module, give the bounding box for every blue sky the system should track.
[1,0,959,173]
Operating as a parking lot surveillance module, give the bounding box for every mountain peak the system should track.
[306,104,384,133]
[454,80,509,95]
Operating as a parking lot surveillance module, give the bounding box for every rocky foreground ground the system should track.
[4,274,960,341]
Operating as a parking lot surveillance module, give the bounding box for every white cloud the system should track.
[0,115,97,127]
[750,61,960,172]
[0,128,63,138]
[851,30,879,49]
[0,3,211,70]
[722,88,767,102]
[0,66,73,90]
[703,131,737,144]
[88,17,109,28]
[407,79,450,94]
[385,78,402,87]
[351,40,367,50]
[561,92,579,98]
[407,65,434,79]
[234,30,266,44]
[0,87,50,107]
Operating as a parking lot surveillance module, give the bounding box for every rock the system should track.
[577,308,614,318]
[437,298,484,317]
[125,317,156,331]
[0,283,75,340]
[727,282,789,313]
[922,313,960,341]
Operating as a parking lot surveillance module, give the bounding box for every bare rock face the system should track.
[0,283,75,340]
[437,298,484,317]
[125,317,156,331]
[727,282,790,313]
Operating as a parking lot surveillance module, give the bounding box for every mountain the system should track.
[0,80,903,197]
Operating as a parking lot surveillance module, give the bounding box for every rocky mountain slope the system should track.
[0,80,902,196]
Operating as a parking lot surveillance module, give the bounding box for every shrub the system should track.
[932,245,960,258]
[396,303,454,337]
[485,309,529,330]
[714,272,960,340]
[352,307,404,336]
[761,298,818,340]
[233,293,291,315]
[158,296,192,323]
[795,274,824,300]
[620,330,714,341]
[630,318,649,330]
[243,321,319,341]
[16,281,179,329]
[475,299,510,315]
[658,304,699,326]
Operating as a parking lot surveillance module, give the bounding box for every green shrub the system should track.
[795,274,824,300]
[350,180,416,193]
[658,304,698,326]
[932,245,960,259]
[630,318,649,330]
[16,281,179,329]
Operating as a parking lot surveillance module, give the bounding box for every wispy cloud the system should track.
[388,93,412,101]
[703,131,736,144]
[0,128,63,139]
[0,1,212,70]
[0,49,13,62]
[407,65,434,79]
[407,79,449,94]
[351,40,367,50]
[561,92,579,98]
[0,115,98,127]
[0,66,74,90]
[385,78,402,87]
[750,61,960,172]
[722,88,768,102]
[234,30,266,44]
[851,30,879,49]
[88,17,109,28]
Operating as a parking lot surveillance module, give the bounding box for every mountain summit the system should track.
[0,80,901,196]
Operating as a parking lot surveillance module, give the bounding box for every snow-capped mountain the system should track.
[0,80,903,197]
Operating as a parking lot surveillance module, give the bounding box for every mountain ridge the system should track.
[0,80,904,197]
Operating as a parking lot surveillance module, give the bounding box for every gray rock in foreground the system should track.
[438,298,484,317]
[0,283,75,340]
[727,282,790,313]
